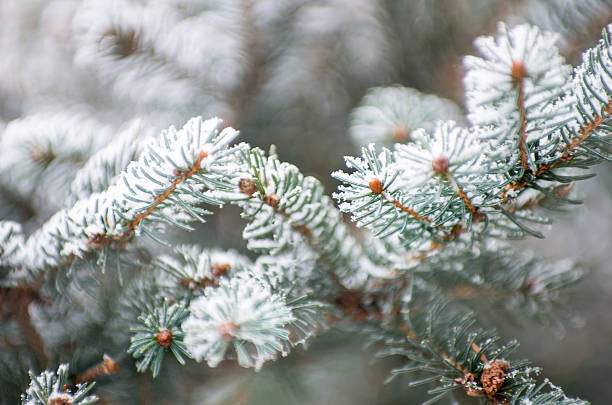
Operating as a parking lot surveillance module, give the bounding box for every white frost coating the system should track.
[393,121,484,189]
[251,250,317,289]
[464,23,568,121]
[463,23,573,168]
[334,122,507,240]
[392,122,504,219]
[7,117,242,280]
[12,192,118,275]
[226,148,362,280]
[183,275,294,370]
[349,86,465,148]
[332,143,397,194]
[20,363,98,405]
[333,144,426,240]
[109,116,239,231]
[573,23,612,130]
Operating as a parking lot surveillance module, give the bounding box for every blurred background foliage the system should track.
[1,0,612,403]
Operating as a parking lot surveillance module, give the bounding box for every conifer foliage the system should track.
[1,1,612,404]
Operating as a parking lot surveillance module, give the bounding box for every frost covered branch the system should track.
[1,4,611,405]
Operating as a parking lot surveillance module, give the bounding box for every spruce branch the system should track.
[4,117,243,281]
[333,122,504,247]
[3,8,610,403]
[377,298,537,405]
[338,23,612,249]
[216,147,366,284]
[108,116,242,241]
[372,290,584,405]
[149,244,326,373]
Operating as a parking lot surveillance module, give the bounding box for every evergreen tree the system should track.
[1,1,612,404]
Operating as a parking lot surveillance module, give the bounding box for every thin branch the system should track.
[536,100,612,175]
[120,151,208,239]
[512,61,529,175]
[444,174,477,213]
[369,178,431,222]
[73,355,120,386]
[0,286,48,366]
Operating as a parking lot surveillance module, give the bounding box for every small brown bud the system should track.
[217,322,238,341]
[521,278,538,294]
[48,393,74,405]
[292,224,313,237]
[173,168,183,177]
[263,194,280,207]
[393,126,409,142]
[511,61,527,81]
[480,360,509,397]
[87,233,109,248]
[211,263,231,278]
[29,145,55,166]
[456,373,482,397]
[472,212,486,224]
[238,178,258,196]
[368,178,384,194]
[156,329,173,348]
[554,183,574,198]
[102,354,120,374]
[432,155,450,174]
[102,27,140,59]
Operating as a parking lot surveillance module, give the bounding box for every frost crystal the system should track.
[183,275,294,370]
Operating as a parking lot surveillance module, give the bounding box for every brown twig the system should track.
[73,355,120,385]
[122,151,209,238]
[512,61,529,175]
[536,100,612,175]
[368,178,430,223]
[0,285,48,366]
[444,174,477,214]
[240,183,349,292]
